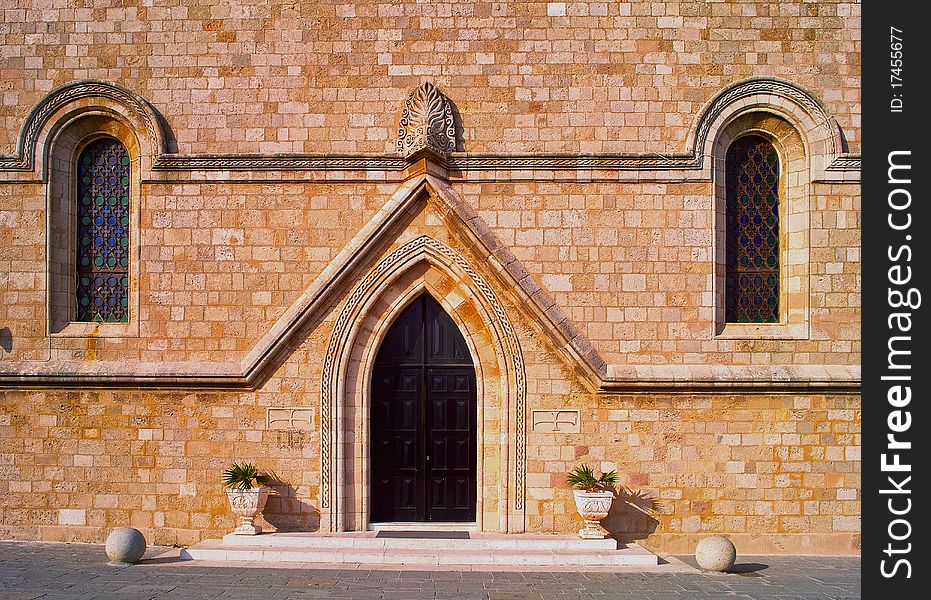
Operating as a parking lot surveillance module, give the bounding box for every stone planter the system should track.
[226,487,270,535]
[572,489,614,539]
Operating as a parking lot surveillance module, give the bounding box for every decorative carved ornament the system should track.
[266,407,313,430]
[396,82,456,158]
[532,410,580,433]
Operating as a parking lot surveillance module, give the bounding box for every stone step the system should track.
[213,531,618,551]
[180,538,659,567]
[180,533,660,568]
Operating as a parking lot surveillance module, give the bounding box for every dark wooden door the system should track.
[370,294,477,522]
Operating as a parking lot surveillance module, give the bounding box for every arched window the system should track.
[75,138,130,322]
[725,135,779,323]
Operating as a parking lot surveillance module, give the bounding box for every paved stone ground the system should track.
[0,542,859,599]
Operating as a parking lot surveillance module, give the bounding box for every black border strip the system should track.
[863,3,928,596]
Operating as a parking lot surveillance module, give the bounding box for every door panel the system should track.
[375,299,424,365]
[425,368,476,521]
[369,294,477,523]
[425,296,472,365]
[370,367,423,522]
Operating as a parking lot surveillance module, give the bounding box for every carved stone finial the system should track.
[396,82,455,158]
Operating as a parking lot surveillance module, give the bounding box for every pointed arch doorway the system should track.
[370,293,477,523]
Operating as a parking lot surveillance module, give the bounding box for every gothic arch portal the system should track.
[319,236,527,533]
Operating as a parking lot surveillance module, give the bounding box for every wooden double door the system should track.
[370,294,477,523]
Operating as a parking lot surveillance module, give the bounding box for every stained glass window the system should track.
[725,135,779,323]
[75,138,130,322]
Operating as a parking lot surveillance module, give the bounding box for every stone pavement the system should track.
[0,541,860,599]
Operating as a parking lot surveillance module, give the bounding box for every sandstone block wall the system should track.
[0,387,861,554]
[0,0,860,553]
[0,1,861,155]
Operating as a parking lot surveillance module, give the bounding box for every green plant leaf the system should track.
[566,464,599,492]
[566,464,618,492]
[599,470,619,485]
[221,462,270,490]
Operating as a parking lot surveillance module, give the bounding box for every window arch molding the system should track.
[712,111,810,339]
[689,77,847,180]
[47,112,142,337]
[5,79,166,176]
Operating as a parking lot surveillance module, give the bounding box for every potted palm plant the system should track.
[222,462,272,535]
[566,464,619,539]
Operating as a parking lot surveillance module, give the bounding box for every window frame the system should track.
[74,136,132,324]
[723,133,783,325]
[48,115,141,338]
[713,113,810,340]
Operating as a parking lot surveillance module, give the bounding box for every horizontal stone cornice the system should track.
[0,361,861,393]
[144,151,859,180]
[0,360,244,389]
[601,364,861,393]
[151,153,407,172]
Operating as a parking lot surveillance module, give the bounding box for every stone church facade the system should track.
[0,1,860,554]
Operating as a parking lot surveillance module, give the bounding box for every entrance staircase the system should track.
[180,531,660,569]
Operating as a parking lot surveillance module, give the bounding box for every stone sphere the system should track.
[105,527,147,564]
[695,536,736,572]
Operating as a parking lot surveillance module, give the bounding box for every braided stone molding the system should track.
[0,80,164,171]
[152,152,697,172]
[154,153,406,171]
[691,77,841,159]
[826,154,862,171]
[448,153,698,171]
[150,150,859,174]
[319,235,527,514]
[396,82,456,158]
